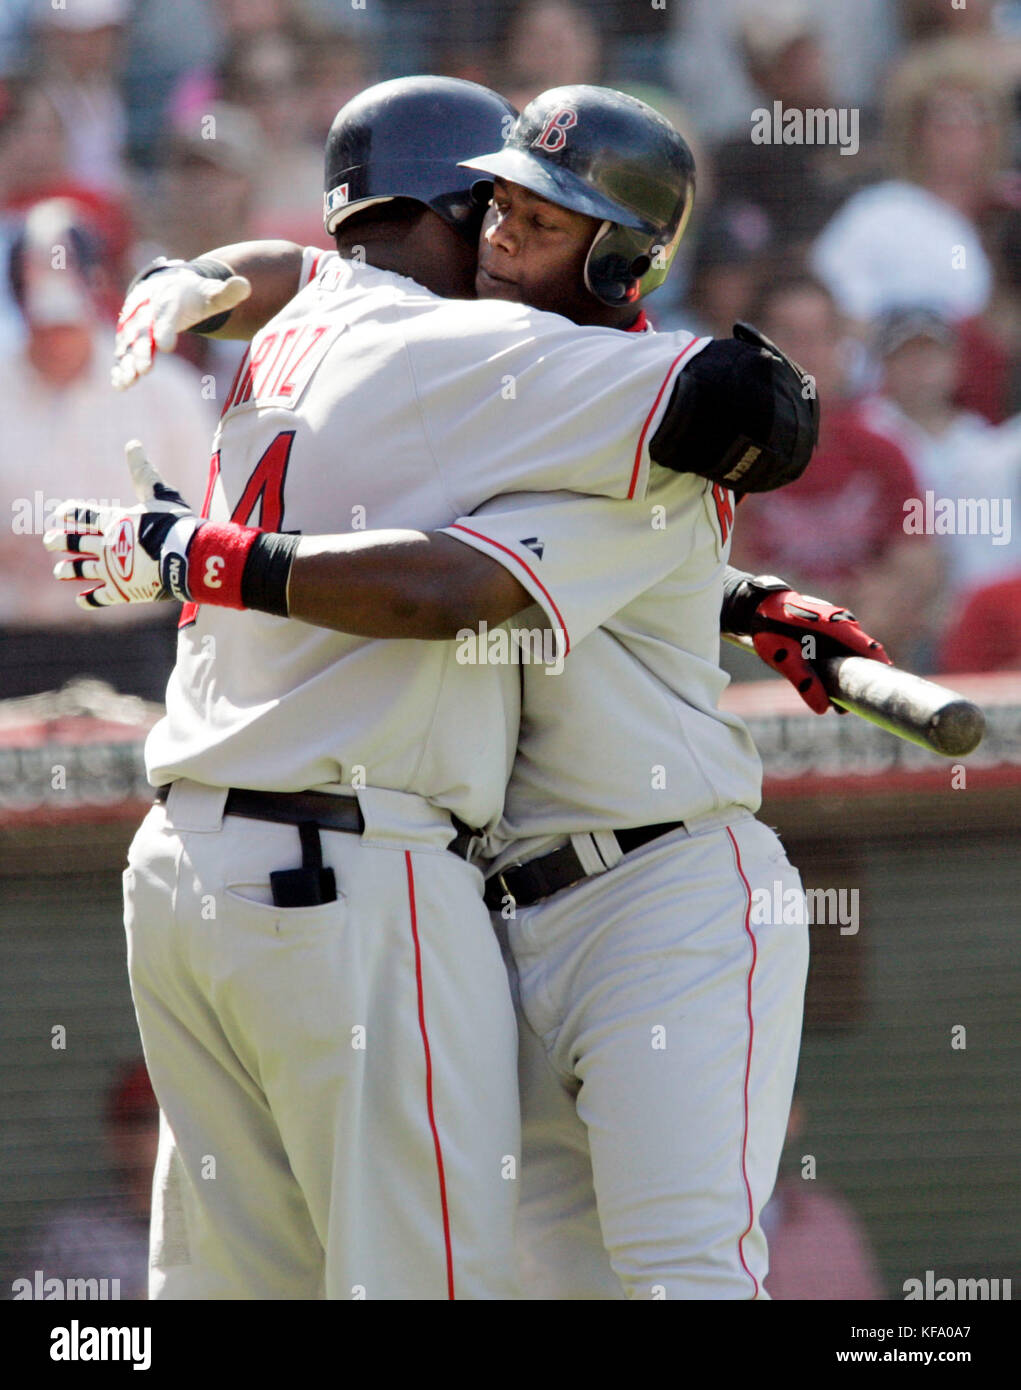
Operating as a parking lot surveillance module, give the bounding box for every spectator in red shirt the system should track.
[938,571,1021,674]
[730,274,942,665]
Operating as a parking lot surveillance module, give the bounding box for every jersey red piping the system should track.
[405,851,456,1299]
[446,524,571,656]
[629,337,704,499]
[726,825,761,1299]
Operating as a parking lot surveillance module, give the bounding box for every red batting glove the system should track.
[749,589,891,715]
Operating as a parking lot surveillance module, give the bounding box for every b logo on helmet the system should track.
[113,518,134,580]
[532,107,578,153]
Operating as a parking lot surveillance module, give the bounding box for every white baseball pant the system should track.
[502,811,809,1300]
[124,779,520,1300]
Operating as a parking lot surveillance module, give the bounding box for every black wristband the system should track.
[125,256,185,293]
[241,532,300,618]
[720,569,789,635]
[186,257,237,334]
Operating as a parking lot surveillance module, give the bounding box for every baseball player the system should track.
[456,93,888,1299]
[43,77,821,1302]
[50,82,885,1300]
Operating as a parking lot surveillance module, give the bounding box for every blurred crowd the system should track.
[1,0,1020,698]
[10,1059,158,1302]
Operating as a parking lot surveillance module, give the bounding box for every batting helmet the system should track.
[460,85,696,307]
[323,76,517,243]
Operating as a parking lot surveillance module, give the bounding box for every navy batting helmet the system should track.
[323,76,517,243]
[460,85,696,307]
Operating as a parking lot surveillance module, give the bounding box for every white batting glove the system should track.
[111,261,251,391]
[44,441,203,608]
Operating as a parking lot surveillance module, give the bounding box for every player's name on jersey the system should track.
[220,321,344,419]
[454,619,567,674]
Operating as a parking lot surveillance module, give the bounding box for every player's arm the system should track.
[112,241,307,389]
[44,443,531,637]
[189,242,307,339]
[286,531,531,636]
[43,443,893,680]
[49,446,706,662]
[48,446,864,661]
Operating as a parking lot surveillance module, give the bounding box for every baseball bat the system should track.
[723,634,986,757]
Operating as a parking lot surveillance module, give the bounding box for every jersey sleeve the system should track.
[414,317,711,510]
[299,246,338,288]
[440,466,714,654]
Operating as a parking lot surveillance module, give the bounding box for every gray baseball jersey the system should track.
[145,253,710,831]
[441,467,762,867]
[437,320,804,1301]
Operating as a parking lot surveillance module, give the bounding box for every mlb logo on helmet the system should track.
[323,183,350,218]
[532,107,577,153]
[113,518,134,580]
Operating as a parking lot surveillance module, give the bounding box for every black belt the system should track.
[483,820,686,911]
[153,785,477,860]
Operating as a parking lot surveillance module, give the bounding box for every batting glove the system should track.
[111,259,251,391]
[44,441,203,608]
[724,572,891,715]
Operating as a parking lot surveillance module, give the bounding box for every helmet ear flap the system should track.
[584,222,654,306]
[583,185,695,307]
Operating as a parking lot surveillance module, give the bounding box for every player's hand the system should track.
[111,263,251,390]
[749,587,891,715]
[44,441,202,608]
